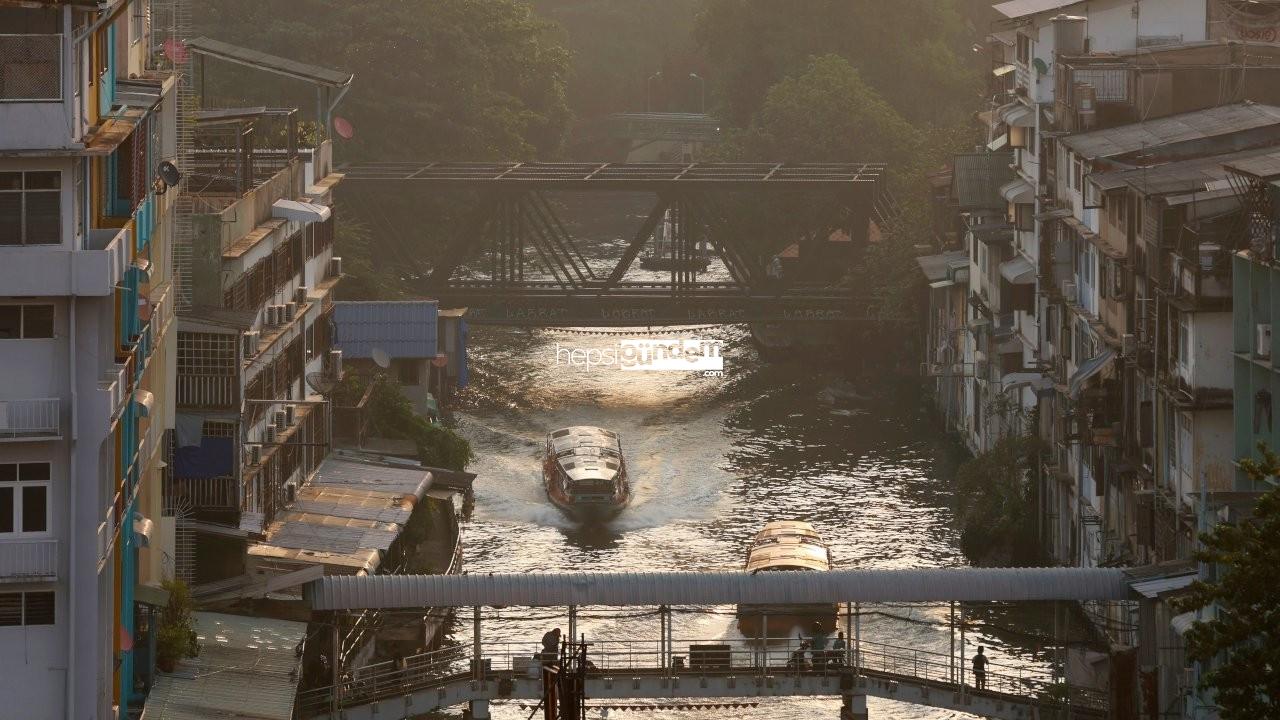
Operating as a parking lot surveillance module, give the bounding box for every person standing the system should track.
[809,622,830,672]
[541,627,562,665]
[972,646,989,690]
[830,631,847,668]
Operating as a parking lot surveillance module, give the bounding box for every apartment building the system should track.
[0,1,180,717]
[167,106,342,579]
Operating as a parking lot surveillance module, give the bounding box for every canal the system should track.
[440,195,1065,719]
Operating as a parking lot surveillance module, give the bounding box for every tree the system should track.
[195,0,572,161]
[1174,445,1280,719]
[695,0,981,127]
[952,429,1044,564]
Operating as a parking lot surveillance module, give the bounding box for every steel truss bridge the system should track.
[298,568,1132,719]
[339,162,884,326]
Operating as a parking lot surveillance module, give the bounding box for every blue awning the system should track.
[1068,348,1116,399]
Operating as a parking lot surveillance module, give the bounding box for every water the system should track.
[438,194,1060,719]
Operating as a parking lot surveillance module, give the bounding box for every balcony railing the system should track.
[0,539,58,581]
[0,34,62,102]
[0,398,61,440]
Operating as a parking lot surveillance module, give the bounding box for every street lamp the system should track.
[647,72,662,112]
[689,73,706,114]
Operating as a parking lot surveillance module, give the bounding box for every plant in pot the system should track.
[155,579,199,673]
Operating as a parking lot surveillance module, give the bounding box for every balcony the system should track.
[0,225,128,297]
[0,33,73,151]
[0,539,58,582]
[0,398,60,441]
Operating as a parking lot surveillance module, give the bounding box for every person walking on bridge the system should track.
[809,622,830,672]
[972,646,989,690]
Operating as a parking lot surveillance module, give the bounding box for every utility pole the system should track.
[689,73,706,113]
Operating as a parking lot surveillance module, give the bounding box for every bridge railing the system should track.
[297,635,1083,715]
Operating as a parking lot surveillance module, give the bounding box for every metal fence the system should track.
[0,34,62,101]
[0,398,61,439]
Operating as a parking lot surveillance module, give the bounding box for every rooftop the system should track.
[1225,148,1280,180]
[333,300,439,361]
[187,36,353,88]
[1089,145,1280,198]
[951,152,1015,211]
[1060,103,1280,160]
[144,611,307,720]
[992,0,1078,20]
[247,456,433,576]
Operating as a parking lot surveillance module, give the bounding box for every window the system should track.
[0,304,54,339]
[1017,33,1031,65]
[0,462,51,534]
[1176,312,1191,371]
[1015,203,1034,231]
[0,171,61,245]
[395,359,421,386]
[1072,158,1085,192]
[0,591,54,626]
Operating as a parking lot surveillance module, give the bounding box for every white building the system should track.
[0,1,180,718]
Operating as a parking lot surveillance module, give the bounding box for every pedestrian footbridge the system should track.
[299,567,1131,719]
[298,635,1106,719]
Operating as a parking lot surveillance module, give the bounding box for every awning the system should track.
[1002,372,1053,392]
[1000,255,1036,284]
[973,223,1014,246]
[987,134,1009,151]
[1068,348,1116,399]
[993,63,1016,77]
[1000,178,1034,204]
[186,36,353,88]
[929,279,956,289]
[1035,207,1072,222]
[1000,103,1035,127]
[1171,612,1197,636]
[272,199,331,224]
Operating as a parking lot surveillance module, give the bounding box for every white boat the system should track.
[542,426,630,521]
[737,521,837,635]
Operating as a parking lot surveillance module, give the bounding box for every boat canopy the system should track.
[746,521,830,573]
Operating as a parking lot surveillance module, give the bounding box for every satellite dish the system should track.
[333,116,354,140]
[1033,57,1050,75]
[162,38,188,64]
[157,161,182,188]
[371,347,391,369]
[306,371,337,396]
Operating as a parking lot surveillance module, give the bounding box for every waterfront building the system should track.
[0,1,180,716]
[167,105,342,577]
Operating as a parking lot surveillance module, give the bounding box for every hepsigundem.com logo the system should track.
[553,338,724,372]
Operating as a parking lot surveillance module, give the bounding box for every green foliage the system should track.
[695,0,981,127]
[156,580,200,667]
[530,0,703,120]
[341,373,475,472]
[195,0,572,161]
[713,55,914,169]
[1173,444,1280,719]
[330,207,408,301]
[953,432,1044,563]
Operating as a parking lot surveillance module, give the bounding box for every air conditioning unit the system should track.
[295,286,309,305]
[330,256,343,278]
[1122,333,1137,356]
[264,305,279,327]
[1258,324,1272,359]
[274,411,287,431]
[328,349,343,377]
[285,404,296,426]
[285,481,298,504]
[264,425,277,444]
[249,444,262,465]
[242,331,259,359]
[284,302,296,323]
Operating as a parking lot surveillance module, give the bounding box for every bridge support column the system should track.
[467,699,491,719]
[840,692,868,720]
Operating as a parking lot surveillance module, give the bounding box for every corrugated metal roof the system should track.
[1061,103,1280,159]
[186,36,353,87]
[304,567,1133,609]
[310,455,433,497]
[915,251,968,282]
[952,153,1015,210]
[145,612,306,720]
[1225,148,1280,180]
[334,300,439,360]
[1091,145,1280,196]
[993,0,1079,19]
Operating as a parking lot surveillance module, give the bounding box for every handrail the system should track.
[297,635,1101,715]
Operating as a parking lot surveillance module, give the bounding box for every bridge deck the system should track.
[298,637,1106,720]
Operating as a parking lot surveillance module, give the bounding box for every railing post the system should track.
[761,613,768,675]
[854,602,861,674]
[950,601,956,685]
[331,612,342,713]
[473,605,483,681]
[959,603,966,696]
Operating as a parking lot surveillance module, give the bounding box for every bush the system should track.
[156,580,200,671]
